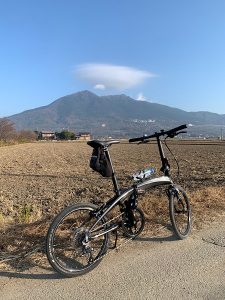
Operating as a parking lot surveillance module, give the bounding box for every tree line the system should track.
[0,118,77,143]
[0,118,36,142]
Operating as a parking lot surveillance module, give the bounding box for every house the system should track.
[39,131,56,140]
[76,132,91,141]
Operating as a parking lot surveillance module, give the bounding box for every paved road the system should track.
[1,222,225,300]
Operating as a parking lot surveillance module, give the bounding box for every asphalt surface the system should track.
[1,222,225,300]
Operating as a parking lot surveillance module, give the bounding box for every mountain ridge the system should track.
[8,91,225,137]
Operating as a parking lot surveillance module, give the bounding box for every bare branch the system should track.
[0,118,16,141]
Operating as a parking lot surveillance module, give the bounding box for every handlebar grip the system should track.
[165,124,187,136]
[172,124,187,132]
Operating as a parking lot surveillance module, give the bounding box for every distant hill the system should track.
[9,91,225,138]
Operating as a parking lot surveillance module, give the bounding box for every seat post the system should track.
[105,148,120,196]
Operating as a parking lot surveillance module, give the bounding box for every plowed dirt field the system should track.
[0,140,224,270]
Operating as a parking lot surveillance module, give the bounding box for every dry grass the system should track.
[189,186,225,229]
[1,186,224,271]
[139,186,225,233]
[0,218,51,271]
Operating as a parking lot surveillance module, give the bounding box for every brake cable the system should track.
[138,132,182,179]
[164,136,180,179]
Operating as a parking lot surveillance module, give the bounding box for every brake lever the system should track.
[167,131,187,138]
[177,131,187,135]
[137,140,149,145]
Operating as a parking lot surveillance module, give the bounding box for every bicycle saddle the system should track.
[87,140,120,148]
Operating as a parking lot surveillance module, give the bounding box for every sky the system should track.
[0,0,225,116]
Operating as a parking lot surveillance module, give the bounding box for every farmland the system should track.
[0,140,225,270]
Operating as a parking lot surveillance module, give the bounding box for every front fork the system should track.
[166,184,179,198]
[167,185,185,213]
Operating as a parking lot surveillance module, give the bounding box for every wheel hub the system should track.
[71,227,91,254]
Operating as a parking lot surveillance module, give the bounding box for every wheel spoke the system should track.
[46,204,109,276]
[169,187,191,239]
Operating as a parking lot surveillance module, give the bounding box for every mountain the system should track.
[8,91,225,137]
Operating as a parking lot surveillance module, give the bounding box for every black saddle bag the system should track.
[90,147,112,177]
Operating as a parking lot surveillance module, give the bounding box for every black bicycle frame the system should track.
[105,148,120,196]
[89,137,173,233]
[156,136,170,176]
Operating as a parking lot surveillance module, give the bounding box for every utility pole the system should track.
[221,127,223,140]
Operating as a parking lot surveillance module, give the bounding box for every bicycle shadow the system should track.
[0,270,62,280]
[0,216,103,281]
[135,224,177,242]
[0,218,62,280]
[0,220,176,280]
[135,234,177,242]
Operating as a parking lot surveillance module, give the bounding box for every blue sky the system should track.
[0,0,225,116]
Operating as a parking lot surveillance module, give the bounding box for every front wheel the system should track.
[168,186,192,239]
[46,203,109,277]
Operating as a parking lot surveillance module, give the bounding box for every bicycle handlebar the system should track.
[129,124,187,143]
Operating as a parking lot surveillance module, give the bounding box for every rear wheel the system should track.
[46,203,109,277]
[169,186,192,239]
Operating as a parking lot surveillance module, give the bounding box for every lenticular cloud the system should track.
[75,63,155,90]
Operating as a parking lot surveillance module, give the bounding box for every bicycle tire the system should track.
[46,203,109,277]
[169,185,192,239]
[122,207,145,238]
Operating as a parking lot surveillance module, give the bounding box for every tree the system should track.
[56,130,76,140]
[16,130,37,142]
[0,118,16,141]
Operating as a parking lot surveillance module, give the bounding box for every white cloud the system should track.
[94,84,106,90]
[136,92,146,101]
[75,63,156,90]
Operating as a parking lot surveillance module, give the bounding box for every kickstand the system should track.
[112,229,118,249]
